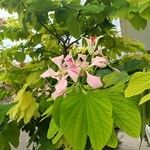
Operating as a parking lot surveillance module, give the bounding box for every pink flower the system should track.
[84,36,103,54]
[77,54,89,69]
[64,55,80,82]
[51,78,67,99]
[51,55,64,69]
[40,68,59,80]
[86,72,103,89]
[41,55,81,99]
[40,52,106,99]
[91,56,108,68]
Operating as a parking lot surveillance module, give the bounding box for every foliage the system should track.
[0,0,150,150]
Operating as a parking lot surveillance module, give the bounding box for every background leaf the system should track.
[125,71,150,97]
[107,91,141,137]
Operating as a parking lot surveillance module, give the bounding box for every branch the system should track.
[67,37,81,49]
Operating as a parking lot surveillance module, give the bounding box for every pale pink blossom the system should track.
[41,51,106,99]
[51,55,64,69]
[40,68,59,80]
[86,72,103,89]
[64,55,80,82]
[77,54,89,69]
[51,78,67,99]
[84,36,103,54]
[91,56,108,68]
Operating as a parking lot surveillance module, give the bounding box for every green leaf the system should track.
[52,130,63,144]
[125,71,150,97]
[119,59,148,73]
[103,71,130,87]
[14,52,26,62]
[113,0,128,9]
[26,71,42,86]
[141,7,150,19]
[81,4,104,15]
[52,97,63,127]
[55,8,70,24]
[140,93,150,105]
[130,14,147,30]
[107,92,141,137]
[60,90,113,150]
[0,122,20,149]
[2,122,20,147]
[47,119,59,139]
[67,15,81,38]
[0,104,13,124]
[107,130,118,148]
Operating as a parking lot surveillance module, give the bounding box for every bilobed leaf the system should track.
[140,93,150,105]
[107,129,118,148]
[125,71,150,97]
[103,71,130,87]
[107,92,141,137]
[60,90,113,150]
[67,15,81,38]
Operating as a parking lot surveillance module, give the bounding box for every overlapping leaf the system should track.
[53,90,113,150]
[125,71,150,97]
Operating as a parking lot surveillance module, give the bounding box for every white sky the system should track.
[0,9,11,18]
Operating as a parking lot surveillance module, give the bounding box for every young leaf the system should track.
[60,90,113,150]
[7,91,39,124]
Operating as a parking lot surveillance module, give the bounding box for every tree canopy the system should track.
[0,0,150,150]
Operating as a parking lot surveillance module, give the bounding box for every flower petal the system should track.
[64,55,76,69]
[51,78,67,99]
[40,68,59,79]
[77,54,87,62]
[86,72,103,89]
[77,54,89,69]
[51,55,64,69]
[67,69,79,82]
[91,56,108,68]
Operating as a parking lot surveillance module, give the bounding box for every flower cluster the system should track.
[40,36,108,99]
